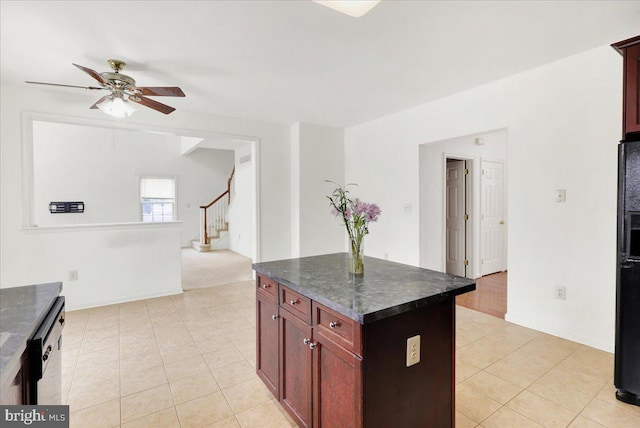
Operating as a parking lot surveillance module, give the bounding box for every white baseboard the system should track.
[64,287,184,311]
[505,312,613,353]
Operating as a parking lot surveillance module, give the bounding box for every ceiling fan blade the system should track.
[72,63,107,85]
[25,81,105,90]
[129,95,176,114]
[136,87,185,97]
[89,95,110,109]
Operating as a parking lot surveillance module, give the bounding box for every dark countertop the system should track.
[0,282,62,390]
[252,253,475,324]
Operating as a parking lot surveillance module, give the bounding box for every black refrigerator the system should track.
[615,139,640,406]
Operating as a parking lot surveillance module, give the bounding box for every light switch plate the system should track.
[406,335,420,367]
[555,189,566,202]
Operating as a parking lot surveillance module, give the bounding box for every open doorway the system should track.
[180,135,259,290]
[455,157,508,318]
[419,129,508,318]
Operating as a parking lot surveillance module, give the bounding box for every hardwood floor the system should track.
[456,271,507,319]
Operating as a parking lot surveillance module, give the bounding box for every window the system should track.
[140,177,176,222]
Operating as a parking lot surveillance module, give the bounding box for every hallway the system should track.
[181,249,253,290]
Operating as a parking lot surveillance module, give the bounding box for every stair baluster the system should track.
[196,167,235,251]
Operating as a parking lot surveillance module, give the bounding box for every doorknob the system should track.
[499,220,505,225]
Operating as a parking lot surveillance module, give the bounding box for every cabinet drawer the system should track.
[257,274,278,300]
[313,303,362,356]
[280,286,311,324]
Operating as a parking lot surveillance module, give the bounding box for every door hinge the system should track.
[464,214,469,221]
[464,168,469,175]
[481,170,485,175]
[464,260,469,266]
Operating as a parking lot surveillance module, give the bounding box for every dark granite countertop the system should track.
[252,253,475,324]
[0,282,62,390]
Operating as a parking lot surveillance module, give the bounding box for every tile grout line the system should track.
[485,344,614,427]
[457,316,582,427]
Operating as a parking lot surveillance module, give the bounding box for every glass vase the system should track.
[349,239,364,276]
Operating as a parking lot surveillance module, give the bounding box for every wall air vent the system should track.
[49,201,85,214]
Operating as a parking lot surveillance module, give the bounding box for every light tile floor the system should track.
[62,281,640,427]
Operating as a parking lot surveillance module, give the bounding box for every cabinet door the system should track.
[624,43,640,137]
[256,291,279,398]
[280,308,313,428]
[313,332,362,428]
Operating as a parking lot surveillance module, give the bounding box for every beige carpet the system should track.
[181,248,254,290]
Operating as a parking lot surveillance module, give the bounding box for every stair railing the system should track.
[200,167,235,245]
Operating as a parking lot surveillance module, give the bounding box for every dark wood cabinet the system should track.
[255,269,459,428]
[313,331,362,428]
[256,274,363,428]
[256,290,279,398]
[613,35,640,141]
[280,306,313,428]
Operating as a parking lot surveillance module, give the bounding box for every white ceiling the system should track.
[1,1,639,128]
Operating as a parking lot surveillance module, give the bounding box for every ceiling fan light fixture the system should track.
[97,95,136,118]
[313,0,381,18]
[27,59,183,115]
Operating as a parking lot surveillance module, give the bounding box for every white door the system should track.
[481,160,505,275]
[446,160,466,277]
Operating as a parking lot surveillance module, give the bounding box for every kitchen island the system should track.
[253,253,475,428]
[0,282,63,404]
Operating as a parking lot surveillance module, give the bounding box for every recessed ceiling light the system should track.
[313,0,381,18]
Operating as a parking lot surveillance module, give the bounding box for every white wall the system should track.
[290,122,345,257]
[229,144,256,259]
[32,120,234,247]
[345,45,621,352]
[16,223,183,310]
[419,129,507,278]
[1,83,291,310]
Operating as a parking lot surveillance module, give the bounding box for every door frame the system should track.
[442,153,474,278]
[21,111,262,261]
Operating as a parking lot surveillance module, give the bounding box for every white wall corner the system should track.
[290,123,301,258]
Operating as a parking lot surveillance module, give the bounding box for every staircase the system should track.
[191,167,235,252]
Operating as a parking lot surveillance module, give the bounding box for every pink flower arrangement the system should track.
[326,182,381,274]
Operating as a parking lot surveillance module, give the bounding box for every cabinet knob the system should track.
[329,321,341,329]
[271,314,278,320]
[303,338,311,345]
[309,342,317,350]
[290,299,299,306]
[262,284,270,289]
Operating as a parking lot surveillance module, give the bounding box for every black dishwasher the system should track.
[27,296,65,404]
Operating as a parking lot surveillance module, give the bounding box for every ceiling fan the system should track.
[25,59,185,117]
